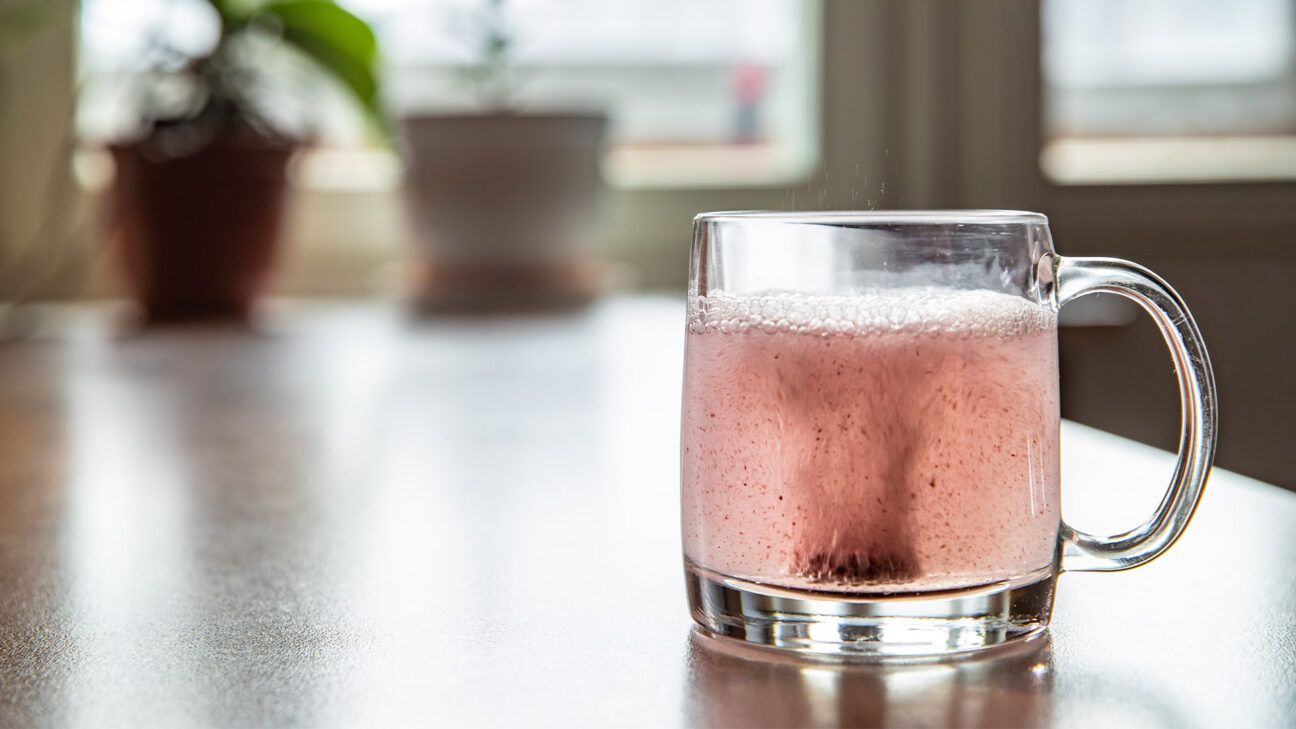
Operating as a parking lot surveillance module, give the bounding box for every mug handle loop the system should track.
[1054,257,1218,572]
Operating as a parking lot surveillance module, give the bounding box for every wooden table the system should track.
[1,298,1292,728]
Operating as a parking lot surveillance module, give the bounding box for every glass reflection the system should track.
[684,629,1053,728]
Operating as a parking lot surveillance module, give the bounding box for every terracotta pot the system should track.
[110,138,295,323]
[401,112,608,312]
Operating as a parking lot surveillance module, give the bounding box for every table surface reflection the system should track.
[0,298,1292,728]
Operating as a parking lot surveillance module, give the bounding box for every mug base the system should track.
[685,561,1056,658]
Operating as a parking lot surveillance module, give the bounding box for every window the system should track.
[77,0,819,188]
[352,0,817,187]
[1041,0,1296,183]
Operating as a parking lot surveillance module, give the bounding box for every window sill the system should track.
[1041,136,1296,185]
[292,146,812,193]
[604,144,813,189]
[78,145,814,194]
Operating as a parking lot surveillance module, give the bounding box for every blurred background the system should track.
[1,0,1293,488]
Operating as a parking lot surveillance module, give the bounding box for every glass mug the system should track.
[681,211,1217,657]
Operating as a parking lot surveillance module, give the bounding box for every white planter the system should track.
[401,112,609,311]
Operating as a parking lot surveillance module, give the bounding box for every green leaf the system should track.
[205,0,256,29]
[204,0,233,19]
[254,0,386,135]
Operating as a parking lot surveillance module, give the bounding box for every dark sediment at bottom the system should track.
[792,543,921,585]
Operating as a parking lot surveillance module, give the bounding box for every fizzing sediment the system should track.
[682,290,1061,593]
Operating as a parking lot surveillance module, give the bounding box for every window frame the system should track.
[952,1,1296,258]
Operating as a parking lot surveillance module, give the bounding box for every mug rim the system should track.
[694,210,1048,225]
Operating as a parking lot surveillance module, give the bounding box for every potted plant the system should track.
[109,0,382,323]
[401,0,609,312]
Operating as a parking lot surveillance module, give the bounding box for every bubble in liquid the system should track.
[688,289,1056,339]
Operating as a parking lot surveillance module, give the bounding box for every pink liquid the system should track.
[682,290,1060,593]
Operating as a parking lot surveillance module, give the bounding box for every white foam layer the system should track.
[688,290,1056,338]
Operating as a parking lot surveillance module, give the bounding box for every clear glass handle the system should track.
[1054,257,1219,572]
